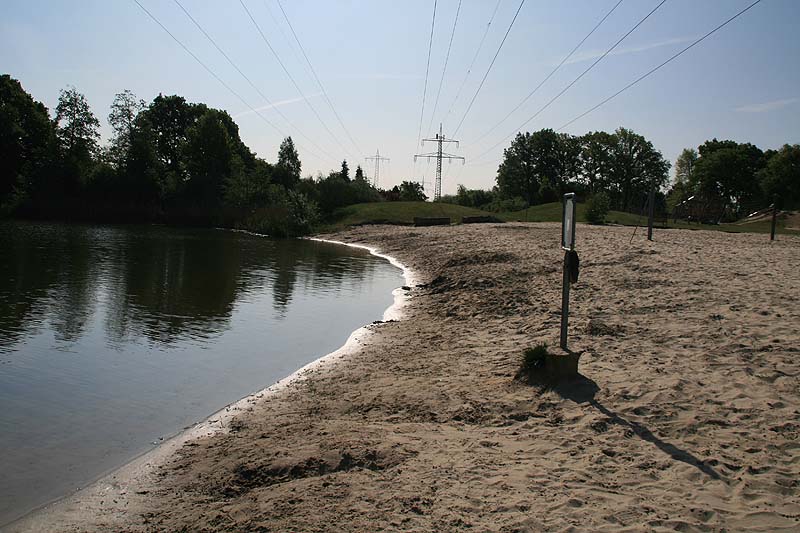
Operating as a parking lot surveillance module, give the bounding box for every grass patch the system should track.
[497,202,800,236]
[321,202,495,232]
[522,343,549,372]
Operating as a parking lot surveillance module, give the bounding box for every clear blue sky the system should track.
[2,0,798,195]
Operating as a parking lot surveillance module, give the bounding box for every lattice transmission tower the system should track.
[414,124,464,201]
[365,149,390,188]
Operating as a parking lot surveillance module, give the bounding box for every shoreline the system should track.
[8,222,800,532]
[5,239,416,532]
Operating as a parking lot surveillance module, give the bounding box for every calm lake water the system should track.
[0,222,403,527]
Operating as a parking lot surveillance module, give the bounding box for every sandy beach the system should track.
[9,222,800,532]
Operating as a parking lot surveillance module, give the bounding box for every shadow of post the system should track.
[553,374,723,481]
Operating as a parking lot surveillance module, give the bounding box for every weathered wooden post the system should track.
[770,197,778,241]
[560,193,576,350]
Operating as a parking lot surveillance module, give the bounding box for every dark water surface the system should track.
[0,222,402,526]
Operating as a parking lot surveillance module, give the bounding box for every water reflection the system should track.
[0,223,380,353]
[0,222,401,527]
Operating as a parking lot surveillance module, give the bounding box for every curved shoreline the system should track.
[5,239,415,532]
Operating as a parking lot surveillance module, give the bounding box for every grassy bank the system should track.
[321,200,799,236]
[497,202,800,236]
[322,202,494,231]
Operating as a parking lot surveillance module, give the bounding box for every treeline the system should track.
[443,127,671,215]
[668,141,800,222]
[445,127,798,224]
[1,75,429,236]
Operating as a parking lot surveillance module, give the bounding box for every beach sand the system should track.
[9,223,800,532]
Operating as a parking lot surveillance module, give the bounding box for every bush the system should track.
[522,343,549,372]
[585,191,611,224]
[484,195,528,213]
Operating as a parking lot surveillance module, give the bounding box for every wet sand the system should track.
[9,223,800,532]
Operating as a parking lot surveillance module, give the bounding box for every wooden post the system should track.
[560,250,570,350]
[647,183,655,241]
[770,200,778,241]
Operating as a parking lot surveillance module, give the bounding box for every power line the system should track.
[471,0,667,163]
[415,0,438,150]
[470,0,624,146]
[238,0,356,160]
[275,0,364,158]
[443,0,502,126]
[426,0,462,136]
[557,0,762,132]
[452,0,526,137]
[171,0,334,162]
[132,0,328,161]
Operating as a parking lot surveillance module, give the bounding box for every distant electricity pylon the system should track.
[414,124,464,201]
[365,149,390,188]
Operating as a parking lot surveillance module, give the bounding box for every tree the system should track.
[108,90,146,168]
[354,164,365,181]
[496,129,579,205]
[275,136,301,189]
[608,127,670,210]
[580,131,615,194]
[692,139,765,216]
[496,132,539,205]
[340,160,350,181]
[184,110,235,207]
[758,144,800,208]
[141,94,205,179]
[399,180,427,201]
[674,148,698,185]
[0,75,55,208]
[455,184,494,208]
[585,191,611,224]
[55,86,101,192]
[55,86,100,156]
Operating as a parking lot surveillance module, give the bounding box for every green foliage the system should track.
[580,130,615,193]
[758,144,800,209]
[0,75,55,209]
[107,90,145,168]
[55,86,100,156]
[608,127,671,210]
[454,184,495,208]
[496,127,669,211]
[483,195,527,213]
[674,148,698,185]
[692,139,766,218]
[275,137,301,189]
[398,181,427,201]
[522,344,548,372]
[0,78,341,235]
[585,191,611,224]
[354,164,365,181]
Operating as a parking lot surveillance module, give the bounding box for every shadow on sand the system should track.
[553,374,723,481]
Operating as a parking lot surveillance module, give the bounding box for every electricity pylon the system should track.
[414,124,464,201]
[365,149,390,188]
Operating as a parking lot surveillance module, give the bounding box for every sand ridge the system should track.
[10,223,800,532]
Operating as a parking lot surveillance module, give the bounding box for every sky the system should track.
[2,0,799,196]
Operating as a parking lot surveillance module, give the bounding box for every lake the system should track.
[0,222,403,527]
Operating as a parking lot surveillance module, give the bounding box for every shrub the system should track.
[585,191,611,224]
[484,195,528,213]
[522,343,548,372]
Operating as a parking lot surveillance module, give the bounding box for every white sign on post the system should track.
[562,193,576,251]
[560,193,576,350]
